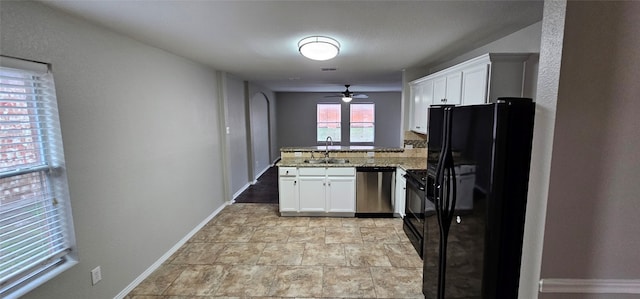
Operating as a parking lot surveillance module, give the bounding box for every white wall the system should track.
[519,1,566,298]
[1,2,226,298]
[537,1,640,298]
[276,92,402,149]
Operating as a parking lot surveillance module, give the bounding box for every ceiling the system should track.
[41,0,544,93]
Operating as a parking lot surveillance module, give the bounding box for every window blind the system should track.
[0,58,75,296]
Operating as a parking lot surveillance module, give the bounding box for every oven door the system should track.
[403,176,426,256]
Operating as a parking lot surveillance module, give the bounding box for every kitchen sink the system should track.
[304,158,350,164]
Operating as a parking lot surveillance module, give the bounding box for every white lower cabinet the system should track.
[326,176,356,213]
[298,175,327,212]
[395,167,407,217]
[278,167,298,212]
[279,167,355,215]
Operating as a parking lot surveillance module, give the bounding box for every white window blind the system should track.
[0,57,76,297]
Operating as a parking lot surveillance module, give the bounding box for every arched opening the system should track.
[249,92,271,181]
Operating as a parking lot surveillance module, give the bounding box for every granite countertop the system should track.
[277,156,428,171]
[280,146,404,153]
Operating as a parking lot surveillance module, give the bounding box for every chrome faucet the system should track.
[325,136,333,158]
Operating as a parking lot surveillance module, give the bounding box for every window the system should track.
[350,103,375,143]
[0,57,76,297]
[317,103,341,142]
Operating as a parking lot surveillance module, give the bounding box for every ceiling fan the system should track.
[325,85,369,102]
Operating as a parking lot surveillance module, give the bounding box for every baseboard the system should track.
[539,278,640,294]
[253,164,271,183]
[114,202,229,299]
[232,182,251,199]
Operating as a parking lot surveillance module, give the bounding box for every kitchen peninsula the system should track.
[276,145,427,217]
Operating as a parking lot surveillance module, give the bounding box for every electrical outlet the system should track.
[91,266,102,285]
[367,151,375,157]
[294,152,302,157]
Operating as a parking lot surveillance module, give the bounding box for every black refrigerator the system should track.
[422,98,535,299]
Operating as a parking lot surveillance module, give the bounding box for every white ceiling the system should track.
[41,0,544,93]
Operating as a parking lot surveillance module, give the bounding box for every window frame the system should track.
[349,103,375,145]
[316,103,342,144]
[0,56,77,298]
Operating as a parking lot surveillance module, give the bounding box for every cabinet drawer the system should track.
[326,167,356,176]
[279,167,297,177]
[298,167,326,176]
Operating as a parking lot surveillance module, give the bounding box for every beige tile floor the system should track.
[125,203,425,299]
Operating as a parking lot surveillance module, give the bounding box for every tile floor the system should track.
[125,203,425,299]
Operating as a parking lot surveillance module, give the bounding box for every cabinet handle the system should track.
[416,126,421,129]
[294,180,297,185]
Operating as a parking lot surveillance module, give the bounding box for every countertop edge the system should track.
[280,146,404,153]
[276,157,427,171]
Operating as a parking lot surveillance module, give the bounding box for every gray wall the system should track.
[1,2,226,298]
[221,79,277,198]
[223,74,250,197]
[276,92,402,150]
[539,0,640,297]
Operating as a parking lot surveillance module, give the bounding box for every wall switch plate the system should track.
[91,266,102,285]
[294,152,302,157]
[404,144,414,149]
[367,152,375,157]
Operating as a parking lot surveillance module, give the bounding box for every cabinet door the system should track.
[433,76,447,105]
[327,176,355,213]
[419,80,433,133]
[395,169,406,217]
[461,64,489,105]
[410,83,423,132]
[433,73,462,105]
[298,176,326,212]
[445,72,462,105]
[279,177,298,212]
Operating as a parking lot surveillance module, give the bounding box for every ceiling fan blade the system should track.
[352,94,369,99]
[324,94,343,98]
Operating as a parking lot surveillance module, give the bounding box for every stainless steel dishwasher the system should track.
[355,167,395,217]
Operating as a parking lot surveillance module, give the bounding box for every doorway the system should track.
[249,92,271,181]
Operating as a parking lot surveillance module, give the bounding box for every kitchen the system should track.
[1,1,639,299]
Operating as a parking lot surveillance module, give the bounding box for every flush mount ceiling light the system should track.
[342,96,353,103]
[298,36,340,61]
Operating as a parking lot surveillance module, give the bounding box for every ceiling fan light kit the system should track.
[298,36,340,61]
[325,85,369,103]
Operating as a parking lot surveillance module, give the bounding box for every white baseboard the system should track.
[232,182,251,200]
[114,202,229,299]
[253,164,271,183]
[539,278,640,294]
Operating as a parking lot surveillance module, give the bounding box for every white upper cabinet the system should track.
[461,64,489,106]
[409,80,432,134]
[409,53,534,134]
[433,72,462,105]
